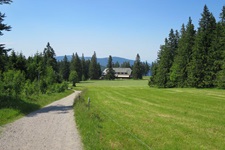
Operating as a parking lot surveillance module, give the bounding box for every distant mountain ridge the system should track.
[56,56,135,67]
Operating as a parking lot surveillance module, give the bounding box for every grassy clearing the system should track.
[0,89,74,126]
[74,80,225,150]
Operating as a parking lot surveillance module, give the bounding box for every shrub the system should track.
[3,70,25,97]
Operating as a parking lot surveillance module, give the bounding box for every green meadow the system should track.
[74,79,225,150]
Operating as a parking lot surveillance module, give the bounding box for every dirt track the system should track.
[0,91,83,150]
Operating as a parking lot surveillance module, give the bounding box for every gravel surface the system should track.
[0,91,83,150]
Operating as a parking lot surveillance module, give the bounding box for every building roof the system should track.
[113,68,132,75]
[102,68,132,77]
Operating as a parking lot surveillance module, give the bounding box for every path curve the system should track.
[0,91,83,150]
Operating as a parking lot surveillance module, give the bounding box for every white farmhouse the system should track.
[102,68,132,78]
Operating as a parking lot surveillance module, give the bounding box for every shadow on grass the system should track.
[79,81,95,84]
[0,95,41,115]
[27,105,73,117]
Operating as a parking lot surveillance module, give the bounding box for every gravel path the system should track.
[0,91,83,150]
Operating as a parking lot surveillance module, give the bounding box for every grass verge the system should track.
[74,80,225,149]
[0,89,74,126]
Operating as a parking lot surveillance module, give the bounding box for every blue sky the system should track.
[1,0,224,62]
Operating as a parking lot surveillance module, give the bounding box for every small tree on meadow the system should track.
[69,71,78,87]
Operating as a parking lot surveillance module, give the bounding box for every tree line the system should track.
[149,5,225,89]
[0,43,150,98]
[58,53,150,81]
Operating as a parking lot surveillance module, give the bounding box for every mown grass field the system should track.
[0,89,74,126]
[74,79,225,150]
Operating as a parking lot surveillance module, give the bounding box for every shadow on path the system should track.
[27,105,73,117]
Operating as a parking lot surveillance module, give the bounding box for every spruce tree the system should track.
[89,52,99,79]
[105,55,115,80]
[113,61,120,68]
[142,61,150,76]
[81,54,88,81]
[171,18,196,87]
[155,40,170,87]
[121,61,131,68]
[216,6,225,88]
[61,55,70,81]
[149,61,158,86]
[0,0,12,72]
[43,42,57,72]
[132,54,142,79]
[155,29,179,87]
[191,5,216,87]
[26,52,43,81]
[70,53,82,81]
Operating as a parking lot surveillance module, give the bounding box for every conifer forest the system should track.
[149,5,225,89]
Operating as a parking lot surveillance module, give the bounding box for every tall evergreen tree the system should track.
[43,42,57,72]
[190,5,216,87]
[15,52,27,73]
[89,52,99,79]
[155,40,169,87]
[132,53,142,79]
[61,55,70,81]
[0,0,12,72]
[105,55,115,80]
[26,52,44,81]
[85,59,90,79]
[8,50,17,70]
[142,61,150,76]
[81,54,89,81]
[216,6,225,88]
[70,53,82,81]
[155,29,179,87]
[170,18,196,87]
[70,53,76,71]
[149,61,158,86]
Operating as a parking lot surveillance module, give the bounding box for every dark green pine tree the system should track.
[216,6,225,88]
[142,61,150,76]
[81,53,88,81]
[8,50,17,69]
[70,53,76,71]
[97,63,102,78]
[26,52,44,81]
[121,61,131,68]
[132,53,142,79]
[105,55,115,80]
[155,40,169,87]
[190,5,216,88]
[113,61,120,68]
[8,50,27,73]
[89,51,100,79]
[171,18,196,87]
[15,52,27,73]
[149,61,158,86]
[85,59,90,79]
[0,0,12,72]
[155,29,179,87]
[70,53,82,81]
[43,42,58,72]
[61,55,70,81]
